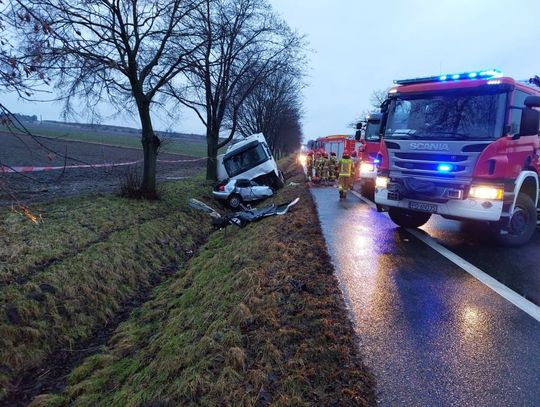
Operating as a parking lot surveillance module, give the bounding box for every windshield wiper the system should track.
[388,129,417,138]
[423,130,470,140]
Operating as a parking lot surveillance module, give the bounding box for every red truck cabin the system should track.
[375,70,540,246]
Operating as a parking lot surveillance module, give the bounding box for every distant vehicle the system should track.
[212,179,274,209]
[375,69,540,246]
[355,113,382,197]
[217,133,284,189]
[306,134,359,159]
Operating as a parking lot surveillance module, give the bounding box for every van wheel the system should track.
[227,194,242,209]
[388,207,431,228]
[495,193,536,247]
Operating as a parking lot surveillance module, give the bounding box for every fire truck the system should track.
[375,69,540,246]
[355,113,382,197]
[307,135,359,159]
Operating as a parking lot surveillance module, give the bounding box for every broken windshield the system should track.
[384,91,507,140]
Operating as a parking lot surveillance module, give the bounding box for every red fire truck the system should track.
[355,113,382,197]
[375,70,540,246]
[307,134,359,158]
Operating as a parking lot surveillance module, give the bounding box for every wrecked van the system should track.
[217,133,284,189]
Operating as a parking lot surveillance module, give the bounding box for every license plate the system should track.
[408,201,438,213]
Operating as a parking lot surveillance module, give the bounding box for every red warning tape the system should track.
[0,157,206,174]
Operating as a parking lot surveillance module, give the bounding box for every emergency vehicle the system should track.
[307,135,359,159]
[355,113,382,196]
[375,70,540,246]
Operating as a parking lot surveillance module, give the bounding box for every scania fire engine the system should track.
[375,69,540,246]
[355,113,382,197]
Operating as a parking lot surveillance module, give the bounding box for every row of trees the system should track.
[1,0,306,197]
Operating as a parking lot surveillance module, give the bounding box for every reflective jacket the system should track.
[339,158,353,176]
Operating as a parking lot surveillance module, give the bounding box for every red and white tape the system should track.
[0,157,206,174]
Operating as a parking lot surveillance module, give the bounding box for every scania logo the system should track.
[409,142,450,151]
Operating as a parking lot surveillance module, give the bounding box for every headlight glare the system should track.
[469,185,504,200]
[375,176,389,189]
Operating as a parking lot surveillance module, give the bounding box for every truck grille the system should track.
[388,142,485,180]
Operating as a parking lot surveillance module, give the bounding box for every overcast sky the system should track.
[4,0,540,141]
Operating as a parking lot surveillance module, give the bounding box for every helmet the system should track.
[308,151,314,156]
[343,150,351,158]
[323,152,328,158]
[330,152,336,156]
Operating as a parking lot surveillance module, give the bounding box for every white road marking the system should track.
[351,190,540,323]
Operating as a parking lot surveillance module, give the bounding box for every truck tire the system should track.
[226,193,242,210]
[388,207,431,228]
[272,171,285,190]
[494,193,536,247]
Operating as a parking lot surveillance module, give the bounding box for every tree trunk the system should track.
[206,126,219,181]
[137,101,159,198]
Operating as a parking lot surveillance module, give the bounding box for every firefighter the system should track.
[314,152,323,180]
[338,151,353,199]
[350,150,360,190]
[306,151,314,181]
[321,152,330,182]
[329,152,338,182]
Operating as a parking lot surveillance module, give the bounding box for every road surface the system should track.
[311,186,540,406]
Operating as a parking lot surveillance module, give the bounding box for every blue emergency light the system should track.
[437,163,453,173]
[394,69,503,85]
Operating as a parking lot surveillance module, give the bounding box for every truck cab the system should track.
[217,133,284,189]
[375,70,540,246]
[355,113,382,197]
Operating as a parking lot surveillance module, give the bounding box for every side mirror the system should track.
[524,96,540,108]
[380,99,390,113]
[356,122,363,130]
[354,130,362,141]
[518,107,540,138]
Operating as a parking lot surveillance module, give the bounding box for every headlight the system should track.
[469,185,504,200]
[298,154,307,166]
[375,176,389,189]
[361,162,376,173]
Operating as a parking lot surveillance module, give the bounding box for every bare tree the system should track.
[12,0,202,197]
[349,87,391,128]
[169,0,305,180]
[234,65,303,157]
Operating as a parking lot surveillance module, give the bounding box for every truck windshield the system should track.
[223,143,269,177]
[365,121,381,142]
[384,92,507,140]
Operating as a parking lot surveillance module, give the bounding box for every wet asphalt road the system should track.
[311,186,540,406]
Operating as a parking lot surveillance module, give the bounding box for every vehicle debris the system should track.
[189,197,300,228]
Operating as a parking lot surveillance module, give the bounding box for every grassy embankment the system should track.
[2,124,208,157]
[0,179,213,400]
[30,158,375,406]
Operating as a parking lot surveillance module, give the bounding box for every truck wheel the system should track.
[495,193,536,247]
[272,172,285,190]
[226,193,242,210]
[388,207,431,228]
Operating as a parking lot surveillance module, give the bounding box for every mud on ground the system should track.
[0,132,205,205]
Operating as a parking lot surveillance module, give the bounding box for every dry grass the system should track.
[32,158,375,406]
[0,178,213,399]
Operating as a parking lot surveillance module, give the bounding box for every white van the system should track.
[217,133,284,189]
